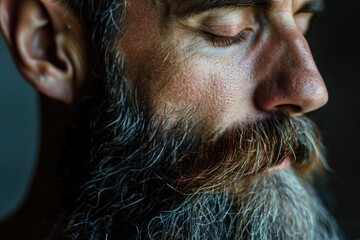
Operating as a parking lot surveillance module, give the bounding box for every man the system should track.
[0,0,344,239]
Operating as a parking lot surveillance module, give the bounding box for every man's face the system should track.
[120,0,328,133]
[61,0,342,238]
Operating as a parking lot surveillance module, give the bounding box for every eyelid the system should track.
[200,24,243,37]
[182,8,251,28]
[198,9,252,37]
[202,12,244,25]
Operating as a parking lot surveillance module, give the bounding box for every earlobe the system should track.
[0,0,87,104]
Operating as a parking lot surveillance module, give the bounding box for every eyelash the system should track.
[206,30,252,48]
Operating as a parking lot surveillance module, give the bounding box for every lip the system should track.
[269,155,292,171]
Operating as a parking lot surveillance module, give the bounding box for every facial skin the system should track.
[0,0,344,239]
[121,0,328,133]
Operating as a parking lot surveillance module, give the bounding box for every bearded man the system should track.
[0,0,344,239]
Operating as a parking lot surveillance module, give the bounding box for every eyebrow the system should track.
[172,0,324,19]
[296,0,324,14]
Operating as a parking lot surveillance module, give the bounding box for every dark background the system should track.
[0,29,38,220]
[0,0,359,239]
[306,0,360,239]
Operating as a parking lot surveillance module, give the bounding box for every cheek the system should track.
[143,51,255,128]
[203,63,255,124]
[121,15,256,129]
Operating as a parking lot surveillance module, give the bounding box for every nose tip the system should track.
[295,75,329,114]
[254,35,328,116]
[255,73,328,115]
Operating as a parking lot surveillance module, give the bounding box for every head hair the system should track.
[58,0,127,43]
[57,0,128,95]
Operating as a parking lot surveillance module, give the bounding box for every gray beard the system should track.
[63,113,344,239]
[63,77,343,239]
[146,168,342,240]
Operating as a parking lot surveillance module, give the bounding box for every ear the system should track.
[0,0,87,104]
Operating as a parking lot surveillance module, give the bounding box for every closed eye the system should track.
[204,29,252,47]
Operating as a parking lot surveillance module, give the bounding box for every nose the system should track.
[253,25,328,116]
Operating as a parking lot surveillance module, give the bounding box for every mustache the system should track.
[163,113,325,193]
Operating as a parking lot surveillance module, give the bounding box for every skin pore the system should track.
[0,0,344,239]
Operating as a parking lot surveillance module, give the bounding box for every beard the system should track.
[144,168,339,240]
[57,54,343,239]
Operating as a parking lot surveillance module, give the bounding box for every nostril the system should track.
[274,104,302,115]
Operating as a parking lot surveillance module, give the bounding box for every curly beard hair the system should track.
[54,67,343,240]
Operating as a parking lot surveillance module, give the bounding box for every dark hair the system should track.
[45,2,131,238]
[59,0,127,44]
[55,0,129,133]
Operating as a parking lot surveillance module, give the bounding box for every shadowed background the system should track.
[0,35,38,221]
[0,0,359,239]
[306,0,360,238]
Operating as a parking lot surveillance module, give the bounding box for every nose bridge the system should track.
[254,19,328,115]
[280,27,319,80]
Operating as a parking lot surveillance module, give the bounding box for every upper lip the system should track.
[269,154,291,171]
